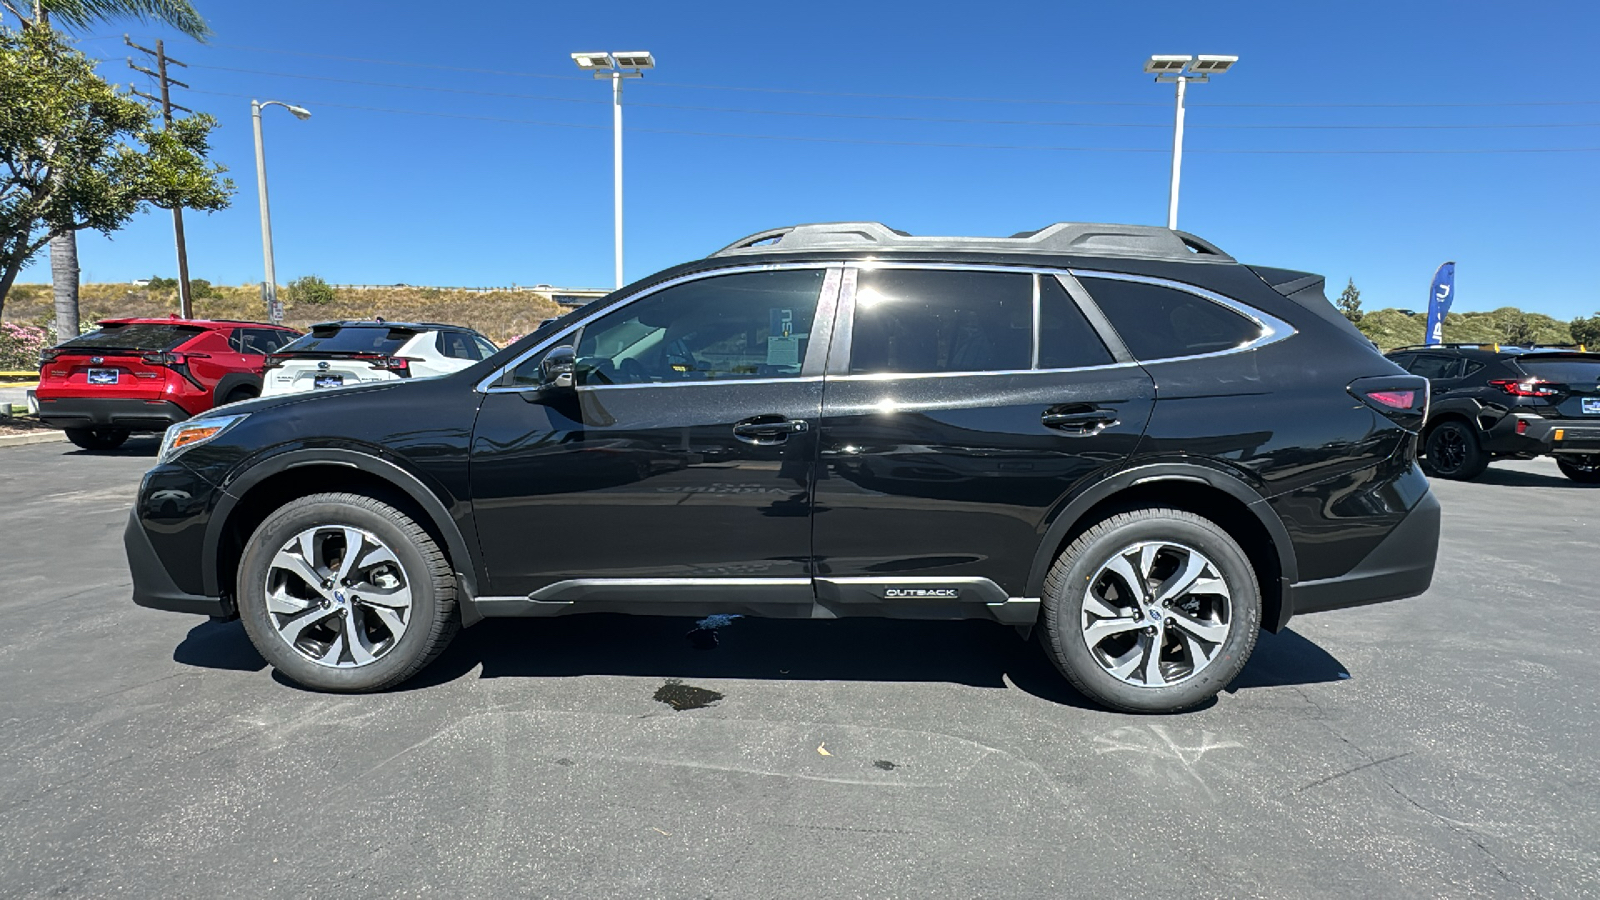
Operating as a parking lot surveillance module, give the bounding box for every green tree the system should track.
[1571,314,1600,350]
[0,26,230,320]
[2,0,211,337]
[1336,278,1363,323]
[285,274,336,306]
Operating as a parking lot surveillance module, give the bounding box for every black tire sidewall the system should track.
[1043,511,1260,713]
[1556,455,1600,484]
[237,495,447,691]
[65,427,130,450]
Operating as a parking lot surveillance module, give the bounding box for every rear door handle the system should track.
[733,415,809,445]
[1042,408,1119,436]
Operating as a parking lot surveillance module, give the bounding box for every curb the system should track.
[0,430,67,449]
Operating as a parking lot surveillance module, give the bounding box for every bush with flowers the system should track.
[0,321,51,371]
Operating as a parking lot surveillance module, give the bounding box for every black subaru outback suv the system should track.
[1384,343,1600,483]
[126,222,1439,712]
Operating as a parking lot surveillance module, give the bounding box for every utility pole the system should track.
[127,36,195,318]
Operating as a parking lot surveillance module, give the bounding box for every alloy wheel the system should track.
[1080,541,1233,688]
[263,525,413,668]
[1431,427,1468,473]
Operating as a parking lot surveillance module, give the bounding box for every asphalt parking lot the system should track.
[0,438,1595,899]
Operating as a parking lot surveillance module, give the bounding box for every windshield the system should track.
[1517,358,1600,384]
[278,326,417,355]
[61,323,202,352]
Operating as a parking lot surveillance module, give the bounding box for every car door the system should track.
[812,266,1155,607]
[469,265,841,601]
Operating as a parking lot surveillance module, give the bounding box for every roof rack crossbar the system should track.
[708,221,1234,263]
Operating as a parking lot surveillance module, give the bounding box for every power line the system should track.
[188,63,1600,131]
[184,88,1600,154]
[201,41,1600,110]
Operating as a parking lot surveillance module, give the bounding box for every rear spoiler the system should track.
[1247,265,1374,349]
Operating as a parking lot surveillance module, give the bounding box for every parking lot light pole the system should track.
[1144,55,1239,230]
[571,52,655,289]
[252,100,311,323]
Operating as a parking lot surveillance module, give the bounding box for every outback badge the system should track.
[884,587,960,599]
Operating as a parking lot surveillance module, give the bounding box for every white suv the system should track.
[261,321,498,397]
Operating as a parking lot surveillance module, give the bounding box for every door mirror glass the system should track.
[540,345,576,391]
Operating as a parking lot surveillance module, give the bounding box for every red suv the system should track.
[34,317,300,450]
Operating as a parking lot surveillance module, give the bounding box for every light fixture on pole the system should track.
[251,100,311,324]
[571,51,655,290]
[1144,54,1238,230]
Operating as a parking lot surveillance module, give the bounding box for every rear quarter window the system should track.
[1079,277,1262,361]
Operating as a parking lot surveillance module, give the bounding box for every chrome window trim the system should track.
[575,375,825,391]
[827,361,1141,382]
[1030,273,1042,369]
[476,262,843,394]
[1067,268,1297,363]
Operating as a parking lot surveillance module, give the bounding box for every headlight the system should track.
[158,414,248,464]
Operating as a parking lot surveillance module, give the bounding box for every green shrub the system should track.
[286,275,336,306]
[188,278,222,300]
[147,275,178,292]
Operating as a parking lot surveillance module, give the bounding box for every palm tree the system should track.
[2,0,208,341]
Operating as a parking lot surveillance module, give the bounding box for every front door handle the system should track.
[1042,407,1119,437]
[733,415,810,445]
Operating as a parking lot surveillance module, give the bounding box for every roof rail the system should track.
[708,221,1234,263]
[1387,342,1503,353]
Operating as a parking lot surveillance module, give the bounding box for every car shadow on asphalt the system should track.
[175,612,1351,712]
[64,437,162,458]
[1471,466,1596,488]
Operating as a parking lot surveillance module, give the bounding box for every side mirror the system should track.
[540,345,576,392]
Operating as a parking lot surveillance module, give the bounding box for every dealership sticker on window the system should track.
[767,335,800,366]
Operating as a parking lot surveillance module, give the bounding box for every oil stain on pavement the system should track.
[653,679,725,711]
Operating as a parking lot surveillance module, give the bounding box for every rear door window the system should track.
[61,323,202,352]
[280,326,417,355]
[849,269,1032,374]
[1078,277,1262,361]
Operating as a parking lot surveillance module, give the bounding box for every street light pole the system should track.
[613,69,624,290]
[573,52,655,290]
[1144,55,1239,231]
[251,100,311,324]
[1167,75,1186,230]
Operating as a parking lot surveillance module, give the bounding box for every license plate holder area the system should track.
[313,374,344,389]
[87,368,118,385]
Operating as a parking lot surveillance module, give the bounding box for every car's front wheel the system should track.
[64,427,130,451]
[236,492,458,692]
[1040,507,1261,713]
[1421,420,1489,480]
[1556,454,1600,484]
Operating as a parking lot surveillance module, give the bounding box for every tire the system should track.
[223,386,258,405]
[1556,454,1600,484]
[1040,507,1261,713]
[236,492,458,692]
[1421,420,1489,480]
[64,427,130,451]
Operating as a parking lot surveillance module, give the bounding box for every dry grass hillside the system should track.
[1,283,567,346]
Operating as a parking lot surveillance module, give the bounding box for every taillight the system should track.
[1365,390,1415,410]
[1349,375,1430,433]
[38,348,60,366]
[1488,378,1558,397]
[368,357,413,377]
[142,351,184,366]
[263,355,285,370]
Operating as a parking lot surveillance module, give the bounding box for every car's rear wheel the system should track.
[223,386,258,405]
[1421,420,1489,480]
[1556,454,1600,484]
[236,492,458,692]
[1040,507,1261,713]
[64,427,130,451]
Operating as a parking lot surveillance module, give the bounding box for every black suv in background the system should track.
[125,222,1439,712]
[1385,343,1600,483]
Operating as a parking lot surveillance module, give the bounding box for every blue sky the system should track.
[16,0,1600,318]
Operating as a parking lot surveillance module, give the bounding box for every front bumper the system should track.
[37,397,192,432]
[1280,489,1441,624]
[125,510,231,617]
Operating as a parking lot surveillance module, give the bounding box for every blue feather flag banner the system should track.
[1424,262,1456,346]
